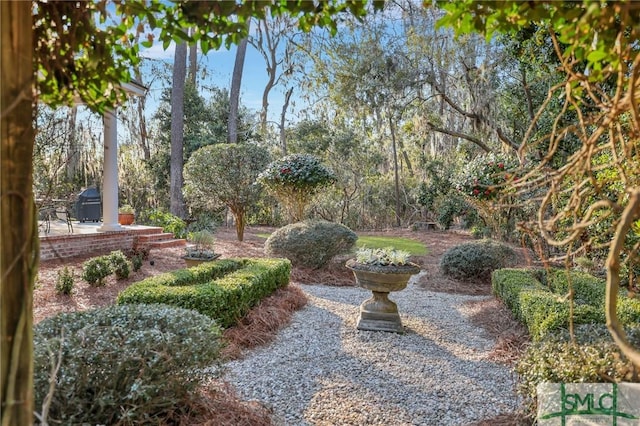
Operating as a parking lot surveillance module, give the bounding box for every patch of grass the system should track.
[255,231,427,255]
[355,236,427,256]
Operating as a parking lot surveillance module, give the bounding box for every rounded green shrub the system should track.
[265,220,357,269]
[81,255,112,286]
[146,209,188,238]
[440,239,517,280]
[55,266,75,295]
[108,250,132,279]
[34,304,222,425]
[126,247,149,272]
[130,253,143,272]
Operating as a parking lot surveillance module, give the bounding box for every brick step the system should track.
[128,226,165,235]
[148,238,187,249]
[137,232,176,243]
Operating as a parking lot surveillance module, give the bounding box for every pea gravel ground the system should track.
[224,275,521,426]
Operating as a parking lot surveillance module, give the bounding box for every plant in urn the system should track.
[346,247,420,333]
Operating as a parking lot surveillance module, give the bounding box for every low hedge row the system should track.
[516,325,640,414]
[492,268,640,341]
[493,268,640,419]
[116,258,291,328]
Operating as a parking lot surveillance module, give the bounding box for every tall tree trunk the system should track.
[170,41,187,217]
[389,115,402,227]
[231,206,245,242]
[133,68,150,161]
[279,87,293,155]
[129,30,151,161]
[65,106,79,181]
[228,34,249,143]
[1,3,36,425]
[397,139,413,177]
[253,18,278,136]
[260,69,275,135]
[188,27,197,87]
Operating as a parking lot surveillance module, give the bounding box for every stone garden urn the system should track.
[346,248,420,333]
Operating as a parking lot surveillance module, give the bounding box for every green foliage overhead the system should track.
[437,1,640,80]
[34,0,383,113]
[6,1,387,424]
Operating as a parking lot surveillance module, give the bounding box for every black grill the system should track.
[74,187,101,222]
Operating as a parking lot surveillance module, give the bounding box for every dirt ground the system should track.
[35,225,528,324]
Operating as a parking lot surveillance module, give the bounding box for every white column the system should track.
[98,109,122,232]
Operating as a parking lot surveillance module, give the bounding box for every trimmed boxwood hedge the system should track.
[116,258,291,328]
[492,268,640,341]
[494,268,640,419]
[516,325,640,416]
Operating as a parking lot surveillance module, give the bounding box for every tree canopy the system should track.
[437,0,640,367]
[184,143,270,241]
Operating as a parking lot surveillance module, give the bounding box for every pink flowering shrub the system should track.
[455,152,519,201]
[258,154,336,222]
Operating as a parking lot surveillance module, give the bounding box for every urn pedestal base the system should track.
[356,291,404,333]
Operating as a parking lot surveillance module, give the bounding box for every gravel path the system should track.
[224,276,520,425]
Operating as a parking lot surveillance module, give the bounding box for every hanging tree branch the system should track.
[606,189,640,368]
[424,121,492,152]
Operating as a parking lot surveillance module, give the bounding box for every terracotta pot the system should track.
[118,213,135,225]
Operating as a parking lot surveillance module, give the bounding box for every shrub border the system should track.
[492,268,640,341]
[116,258,291,328]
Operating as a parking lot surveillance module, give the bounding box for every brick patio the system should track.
[39,220,185,261]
